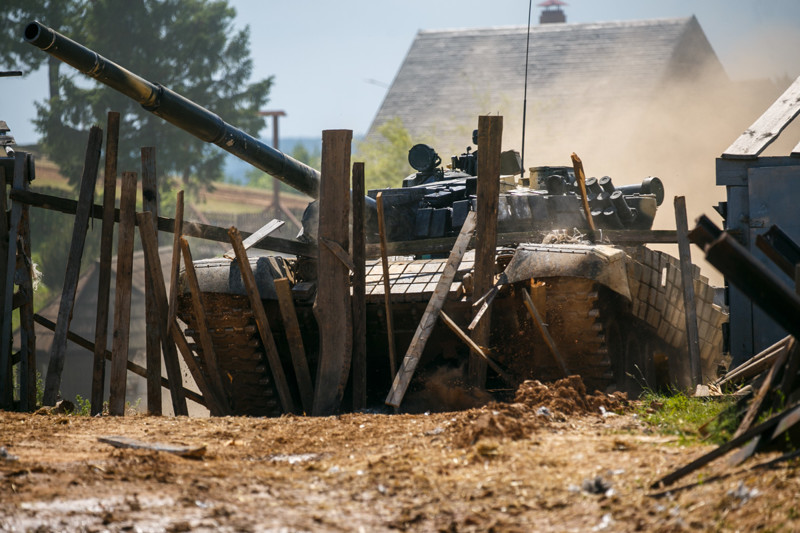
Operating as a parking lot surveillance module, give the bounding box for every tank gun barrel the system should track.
[24,20,320,199]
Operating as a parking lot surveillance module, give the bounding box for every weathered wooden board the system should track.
[91,111,119,416]
[351,162,367,411]
[222,219,284,260]
[109,171,137,416]
[469,115,502,387]
[385,211,477,408]
[98,436,206,458]
[137,213,188,416]
[723,75,800,159]
[522,286,569,377]
[376,192,397,378]
[313,130,353,416]
[141,146,162,415]
[228,227,296,414]
[275,277,313,414]
[8,188,317,257]
[43,126,103,406]
[180,237,229,412]
[166,191,184,331]
[675,196,702,387]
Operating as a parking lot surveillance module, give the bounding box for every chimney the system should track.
[538,0,567,24]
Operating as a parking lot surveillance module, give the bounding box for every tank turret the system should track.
[24,21,320,199]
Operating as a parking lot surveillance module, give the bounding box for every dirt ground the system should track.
[2,377,799,532]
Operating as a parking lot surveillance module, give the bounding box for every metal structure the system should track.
[716,74,800,367]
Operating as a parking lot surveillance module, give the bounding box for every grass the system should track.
[636,389,739,446]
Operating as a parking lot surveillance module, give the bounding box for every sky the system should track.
[4,0,800,145]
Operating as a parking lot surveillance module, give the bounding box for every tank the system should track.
[26,22,727,416]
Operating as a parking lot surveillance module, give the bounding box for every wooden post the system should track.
[469,115,502,388]
[386,211,477,408]
[180,237,229,411]
[17,184,36,411]
[376,192,398,378]
[91,111,119,415]
[43,126,103,406]
[141,146,162,415]
[0,163,9,408]
[275,277,314,413]
[674,195,702,387]
[313,130,353,416]
[137,213,188,416]
[108,171,137,416]
[351,162,367,410]
[166,190,184,330]
[228,227,296,414]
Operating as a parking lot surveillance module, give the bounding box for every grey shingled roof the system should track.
[367,16,724,157]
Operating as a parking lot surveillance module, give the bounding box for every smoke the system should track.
[401,365,493,413]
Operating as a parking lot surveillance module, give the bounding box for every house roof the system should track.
[367,16,725,159]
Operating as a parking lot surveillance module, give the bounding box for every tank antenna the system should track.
[520,0,533,181]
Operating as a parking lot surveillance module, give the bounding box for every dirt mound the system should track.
[514,375,628,417]
[451,375,628,447]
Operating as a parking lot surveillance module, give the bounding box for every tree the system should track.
[5,0,271,196]
[354,117,419,190]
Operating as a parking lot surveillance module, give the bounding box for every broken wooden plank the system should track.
[137,213,189,416]
[651,403,800,489]
[109,171,137,416]
[222,218,284,260]
[141,146,162,415]
[469,115,503,388]
[313,129,353,416]
[723,74,800,159]
[180,237,229,412]
[715,336,791,387]
[438,309,514,385]
[385,210,477,408]
[91,110,119,416]
[43,126,103,406]
[522,286,570,378]
[16,195,36,411]
[98,436,206,458]
[169,320,228,415]
[275,277,314,414]
[228,227,296,414]
[33,313,205,407]
[351,161,367,411]
[320,237,355,272]
[570,153,597,239]
[376,191,398,379]
[8,188,317,257]
[675,196,702,387]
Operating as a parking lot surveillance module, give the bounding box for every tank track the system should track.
[178,293,283,417]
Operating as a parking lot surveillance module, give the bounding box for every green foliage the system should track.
[354,117,418,190]
[4,0,272,198]
[74,394,91,416]
[636,390,737,445]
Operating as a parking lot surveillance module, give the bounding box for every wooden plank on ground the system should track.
[180,237,229,412]
[43,126,103,406]
[98,436,206,458]
[137,213,188,416]
[469,115,502,388]
[228,227,296,414]
[385,211,477,408]
[351,162,367,410]
[313,130,353,416]
[141,146,162,415]
[8,188,317,257]
[33,313,205,407]
[92,110,119,415]
[222,219,284,260]
[376,191,397,379]
[108,171,137,416]
[275,277,313,414]
[723,75,800,159]
[675,196,702,387]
